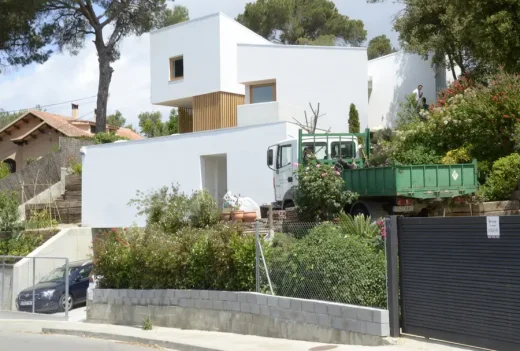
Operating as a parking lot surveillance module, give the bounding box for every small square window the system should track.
[170,56,184,80]
[90,126,96,133]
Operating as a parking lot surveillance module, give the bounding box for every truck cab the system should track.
[267,131,364,209]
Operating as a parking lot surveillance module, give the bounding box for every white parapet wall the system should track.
[9,227,92,310]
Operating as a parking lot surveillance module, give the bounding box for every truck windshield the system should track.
[331,141,355,159]
[302,142,327,159]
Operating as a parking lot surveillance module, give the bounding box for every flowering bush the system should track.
[392,71,520,183]
[434,74,474,108]
[294,161,358,221]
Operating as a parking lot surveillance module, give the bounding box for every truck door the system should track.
[276,141,296,204]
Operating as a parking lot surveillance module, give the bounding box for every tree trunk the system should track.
[447,52,458,81]
[95,52,114,134]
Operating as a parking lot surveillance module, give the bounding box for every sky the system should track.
[0,0,404,130]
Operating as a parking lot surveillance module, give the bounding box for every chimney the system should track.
[72,103,79,119]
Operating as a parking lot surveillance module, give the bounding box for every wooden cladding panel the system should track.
[193,92,245,132]
[178,107,193,134]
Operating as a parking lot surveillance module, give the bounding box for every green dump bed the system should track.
[342,160,479,199]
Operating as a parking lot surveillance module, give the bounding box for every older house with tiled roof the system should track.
[0,105,142,173]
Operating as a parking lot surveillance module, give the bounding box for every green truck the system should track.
[266,128,479,217]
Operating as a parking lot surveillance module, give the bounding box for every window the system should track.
[169,56,184,80]
[90,126,95,133]
[250,83,276,104]
[277,144,292,169]
[76,265,93,281]
[302,142,328,160]
[331,141,355,159]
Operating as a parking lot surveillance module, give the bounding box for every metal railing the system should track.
[0,256,70,318]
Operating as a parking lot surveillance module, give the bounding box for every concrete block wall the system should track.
[88,289,390,346]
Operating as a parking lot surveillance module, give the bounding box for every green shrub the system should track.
[129,185,191,234]
[25,209,58,230]
[189,190,220,228]
[93,132,129,144]
[0,232,43,257]
[266,223,387,308]
[92,224,259,291]
[441,147,472,165]
[481,153,520,201]
[393,145,441,165]
[0,162,11,179]
[0,191,20,232]
[295,160,358,221]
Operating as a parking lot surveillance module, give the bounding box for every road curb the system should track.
[41,328,222,351]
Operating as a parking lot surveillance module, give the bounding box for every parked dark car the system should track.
[16,259,92,313]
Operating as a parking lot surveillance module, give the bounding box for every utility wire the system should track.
[3,95,97,114]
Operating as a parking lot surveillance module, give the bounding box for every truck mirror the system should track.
[267,149,274,168]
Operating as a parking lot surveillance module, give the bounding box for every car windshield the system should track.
[39,267,80,283]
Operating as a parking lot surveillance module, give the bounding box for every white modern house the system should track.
[82,12,442,228]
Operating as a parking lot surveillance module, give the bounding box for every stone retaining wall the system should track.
[88,289,390,346]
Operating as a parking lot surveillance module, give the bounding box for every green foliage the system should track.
[394,145,441,165]
[67,156,82,175]
[441,147,472,165]
[106,110,126,128]
[0,1,51,73]
[294,160,358,221]
[0,162,11,179]
[266,224,387,308]
[337,213,379,239]
[155,5,190,28]
[129,185,191,234]
[0,109,26,129]
[138,109,178,138]
[348,103,360,133]
[514,123,520,152]
[189,190,220,229]
[93,132,128,144]
[129,185,221,233]
[391,71,520,178]
[0,232,43,257]
[367,34,396,60]
[0,191,20,232]
[481,153,520,201]
[142,317,153,331]
[236,0,366,46]
[92,224,258,291]
[25,209,58,230]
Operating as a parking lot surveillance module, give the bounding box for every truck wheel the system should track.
[350,203,370,218]
[283,201,295,210]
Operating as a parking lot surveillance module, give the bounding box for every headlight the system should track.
[41,290,55,298]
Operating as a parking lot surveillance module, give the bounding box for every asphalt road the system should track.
[0,330,174,351]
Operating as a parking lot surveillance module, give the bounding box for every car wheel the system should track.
[59,293,74,312]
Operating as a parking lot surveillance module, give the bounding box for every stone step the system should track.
[65,175,82,192]
[64,190,82,200]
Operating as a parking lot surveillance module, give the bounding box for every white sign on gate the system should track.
[486,216,500,239]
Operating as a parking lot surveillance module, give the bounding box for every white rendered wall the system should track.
[218,15,271,95]
[10,227,92,310]
[150,13,270,106]
[367,52,436,130]
[82,122,299,228]
[237,102,305,127]
[238,44,368,133]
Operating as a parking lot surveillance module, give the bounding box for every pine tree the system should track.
[348,104,360,133]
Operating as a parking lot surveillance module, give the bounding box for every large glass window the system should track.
[250,84,276,103]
